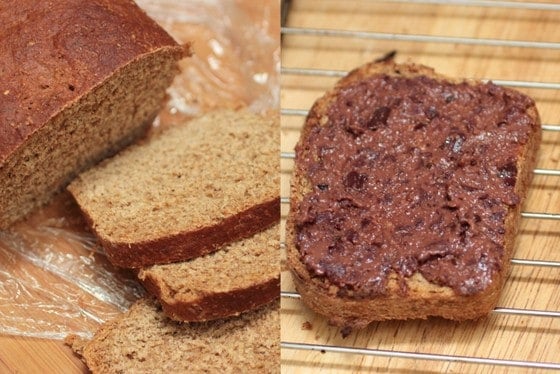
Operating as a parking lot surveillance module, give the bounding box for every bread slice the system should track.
[0,0,188,228]
[68,110,279,268]
[67,298,280,373]
[138,224,280,322]
[286,60,541,329]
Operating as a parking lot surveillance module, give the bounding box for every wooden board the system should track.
[281,1,560,373]
[0,337,86,373]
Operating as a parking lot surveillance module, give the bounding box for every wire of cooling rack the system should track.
[282,26,560,50]
[281,66,560,90]
[383,0,560,11]
[281,0,560,371]
[281,342,560,371]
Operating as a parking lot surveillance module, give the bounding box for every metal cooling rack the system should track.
[280,0,560,371]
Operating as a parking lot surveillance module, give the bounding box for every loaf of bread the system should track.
[138,224,280,322]
[0,0,188,228]
[67,298,280,373]
[68,110,279,268]
[287,60,541,329]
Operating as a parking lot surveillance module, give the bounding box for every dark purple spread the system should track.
[294,74,536,297]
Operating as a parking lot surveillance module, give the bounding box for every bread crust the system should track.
[0,0,185,163]
[140,274,280,322]
[80,196,280,268]
[286,60,541,328]
[0,0,188,227]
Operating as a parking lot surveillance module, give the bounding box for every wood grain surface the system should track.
[281,1,560,373]
[0,336,86,373]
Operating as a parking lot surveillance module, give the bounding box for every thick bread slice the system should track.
[68,298,280,374]
[287,60,541,329]
[0,0,188,228]
[138,224,280,322]
[68,110,279,268]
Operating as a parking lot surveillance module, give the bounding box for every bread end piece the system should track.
[0,0,188,228]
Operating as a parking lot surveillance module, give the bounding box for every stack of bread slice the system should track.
[67,110,280,372]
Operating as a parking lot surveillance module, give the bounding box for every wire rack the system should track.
[280,0,560,372]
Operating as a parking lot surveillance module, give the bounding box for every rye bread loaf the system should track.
[67,298,280,373]
[138,224,280,322]
[67,110,279,268]
[0,0,188,228]
[287,60,541,329]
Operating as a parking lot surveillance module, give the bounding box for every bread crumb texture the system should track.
[68,110,279,243]
[138,225,279,313]
[0,0,185,228]
[80,298,280,374]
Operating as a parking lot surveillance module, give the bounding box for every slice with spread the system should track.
[286,60,541,329]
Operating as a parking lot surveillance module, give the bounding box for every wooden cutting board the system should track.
[281,0,560,373]
[0,337,85,373]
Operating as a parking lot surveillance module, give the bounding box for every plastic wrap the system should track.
[0,0,279,340]
[142,0,280,120]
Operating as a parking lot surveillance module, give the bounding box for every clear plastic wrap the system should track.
[0,0,279,340]
[142,0,280,119]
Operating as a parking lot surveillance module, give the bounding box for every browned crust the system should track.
[286,60,542,329]
[140,274,280,322]
[0,0,190,228]
[0,0,188,164]
[89,197,280,268]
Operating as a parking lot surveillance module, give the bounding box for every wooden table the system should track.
[281,1,560,373]
[0,337,85,373]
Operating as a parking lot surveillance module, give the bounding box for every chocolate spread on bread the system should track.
[294,74,537,297]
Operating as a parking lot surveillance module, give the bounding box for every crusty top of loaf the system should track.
[0,0,186,164]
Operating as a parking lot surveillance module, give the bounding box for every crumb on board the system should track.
[341,326,352,338]
[302,321,313,331]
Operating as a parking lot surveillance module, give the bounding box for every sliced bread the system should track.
[67,298,280,373]
[287,60,541,329]
[67,110,279,268]
[138,224,280,322]
[0,0,188,228]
